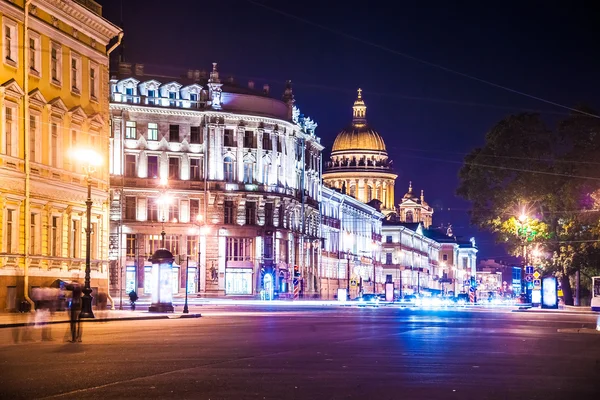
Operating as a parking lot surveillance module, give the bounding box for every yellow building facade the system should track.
[0,0,121,311]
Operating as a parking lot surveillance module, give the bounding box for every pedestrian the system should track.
[129,290,138,311]
[66,282,82,342]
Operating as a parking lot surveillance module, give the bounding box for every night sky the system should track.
[97,0,599,261]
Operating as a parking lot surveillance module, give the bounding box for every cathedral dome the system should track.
[331,88,387,154]
[332,126,387,153]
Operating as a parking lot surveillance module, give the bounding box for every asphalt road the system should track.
[0,306,599,400]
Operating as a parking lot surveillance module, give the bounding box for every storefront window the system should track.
[225,268,252,295]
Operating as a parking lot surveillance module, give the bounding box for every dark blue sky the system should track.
[98,0,599,261]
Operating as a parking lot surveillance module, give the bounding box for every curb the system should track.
[557,328,600,334]
[511,308,597,315]
[0,313,201,329]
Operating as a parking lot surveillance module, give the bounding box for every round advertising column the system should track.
[148,248,175,313]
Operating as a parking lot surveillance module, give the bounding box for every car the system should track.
[357,293,380,307]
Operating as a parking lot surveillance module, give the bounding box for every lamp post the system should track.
[194,215,209,293]
[183,256,190,314]
[71,149,102,319]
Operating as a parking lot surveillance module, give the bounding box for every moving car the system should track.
[357,293,380,307]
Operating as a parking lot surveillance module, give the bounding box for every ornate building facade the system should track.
[320,186,383,300]
[109,63,323,298]
[322,89,397,215]
[395,181,433,228]
[0,0,121,311]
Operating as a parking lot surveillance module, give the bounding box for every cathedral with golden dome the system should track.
[323,89,433,226]
[323,89,398,214]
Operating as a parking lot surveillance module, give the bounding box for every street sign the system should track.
[533,279,541,287]
[525,275,533,283]
[533,271,541,280]
[525,266,534,275]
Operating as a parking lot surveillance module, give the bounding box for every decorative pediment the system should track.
[28,89,47,109]
[1,79,25,100]
[183,83,203,93]
[69,106,88,125]
[162,81,183,91]
[48,97,68,117]
[140,79,161,90]
[118,77,140,87]
[89,113,104,130]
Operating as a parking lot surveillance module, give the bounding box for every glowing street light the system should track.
[70,148,103,319]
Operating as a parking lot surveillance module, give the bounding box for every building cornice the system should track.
[37,0,122,45]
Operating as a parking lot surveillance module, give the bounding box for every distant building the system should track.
[320,186,383,299]
[108,63,323,298]
[0,0,121,311]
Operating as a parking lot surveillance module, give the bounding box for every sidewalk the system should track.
[512,305,598,315]
[0,310,201,329]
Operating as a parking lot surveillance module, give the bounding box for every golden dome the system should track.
[332,126,387,153]
[331,88,387,153]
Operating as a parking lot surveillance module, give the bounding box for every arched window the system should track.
[367,185,373,202]
[243,160,254,183]
[405,210,414,223]
[224,156,234,182]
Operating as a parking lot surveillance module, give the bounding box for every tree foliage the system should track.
[457,108,600,304]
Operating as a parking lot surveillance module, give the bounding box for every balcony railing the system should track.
[111,93,206,110]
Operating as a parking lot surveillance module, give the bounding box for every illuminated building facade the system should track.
[0,0,121,311]
[381,222,441,296]
[109,63,323,298]
[319,186,383,299]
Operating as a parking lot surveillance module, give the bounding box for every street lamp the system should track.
[156,177,172,247]
[71,148,103,319]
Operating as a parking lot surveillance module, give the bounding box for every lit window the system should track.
[147,123,158,141]
[125,121,137,139]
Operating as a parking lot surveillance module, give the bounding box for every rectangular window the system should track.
[385,252,393,265]
[51,123,58,166]
[30,213,37,255]
[169,91,177,107]
[29,115,38,162]
[125,121,137,139]
[168,203,179,222]
[147,123,158,141]
[147,155,158,178]
[262,132,271,150]
[224,200,234,224]
[386,235,392,243]
[71,220,79,258]
[50,216,60,257]
[187,235,198,257]
[190,158,201,180]
[70,53,81,93]
[225,237,253,261]
[190,93,198,107]
[126,234,136,257]
[90,63,99,99]
[125,196,136,220]
[148,198,158,221]
[6,209,14,252]
[168,157,180,179]
[125,154,136,177]
[462,257,468,268]
[244,131,254,148]
[224,129,234,147]
[3,19,17,65]
[189,199,200,222]
[169,124,179,142]
[4,106,16,156]
[50,42,61,84]
[264,236,273,260]
[277,137,282,153]
[28,32,41,75]
[243,161,254,184]
[245,202,256,225]
[147,90,156,105]
[265,203,274,226]
[190,126,201,144]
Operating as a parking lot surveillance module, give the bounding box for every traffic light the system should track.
[294,265,300,278]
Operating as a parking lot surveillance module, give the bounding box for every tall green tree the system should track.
[457,109,600,305]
